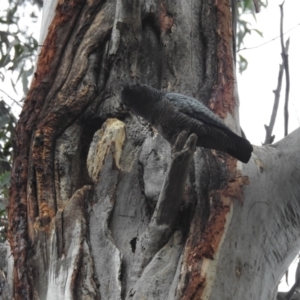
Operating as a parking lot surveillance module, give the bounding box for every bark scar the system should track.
[159,4,174,33]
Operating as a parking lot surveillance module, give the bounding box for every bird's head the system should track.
[121,83,142,108]
[121,83,162,118]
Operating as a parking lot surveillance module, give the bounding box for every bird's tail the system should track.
[225,131,253,163]
[197,127,253,163]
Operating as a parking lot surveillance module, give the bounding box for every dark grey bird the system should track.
[121,83,253,163]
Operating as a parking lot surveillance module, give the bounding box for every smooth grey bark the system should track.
[206,128,300,300]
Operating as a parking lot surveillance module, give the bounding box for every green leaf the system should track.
[14,43,24,57]
[15,63,24,83]
[0,205,7,213]
[238,54,248,74]
[0,54,11,68]
[0,115,10,128]
[252,29,263,37]
[0,171,11,189]
[22,71,29,94]
[10,78,18,94]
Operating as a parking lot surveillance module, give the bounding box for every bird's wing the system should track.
[165,93,253,163]
[165,93,231,132]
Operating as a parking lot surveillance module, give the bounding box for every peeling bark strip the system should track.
[87,118,126,180]
[210,0,235,117]
[47,186,98,299]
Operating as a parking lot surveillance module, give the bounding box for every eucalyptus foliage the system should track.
[237,0,268,73]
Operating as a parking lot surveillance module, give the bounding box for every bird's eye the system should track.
[121,97,130,106]
[122,103,130,111]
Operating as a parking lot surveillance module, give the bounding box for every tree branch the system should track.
[284,276,300,300]
[263,3,290,145]
[277,257,300,299]
[263,63,284,145]
[279,2,290,137]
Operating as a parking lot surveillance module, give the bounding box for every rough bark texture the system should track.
[0,242,13,299]
[7,0,300,299]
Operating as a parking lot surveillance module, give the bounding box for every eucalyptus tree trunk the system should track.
[8,0,300,299]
